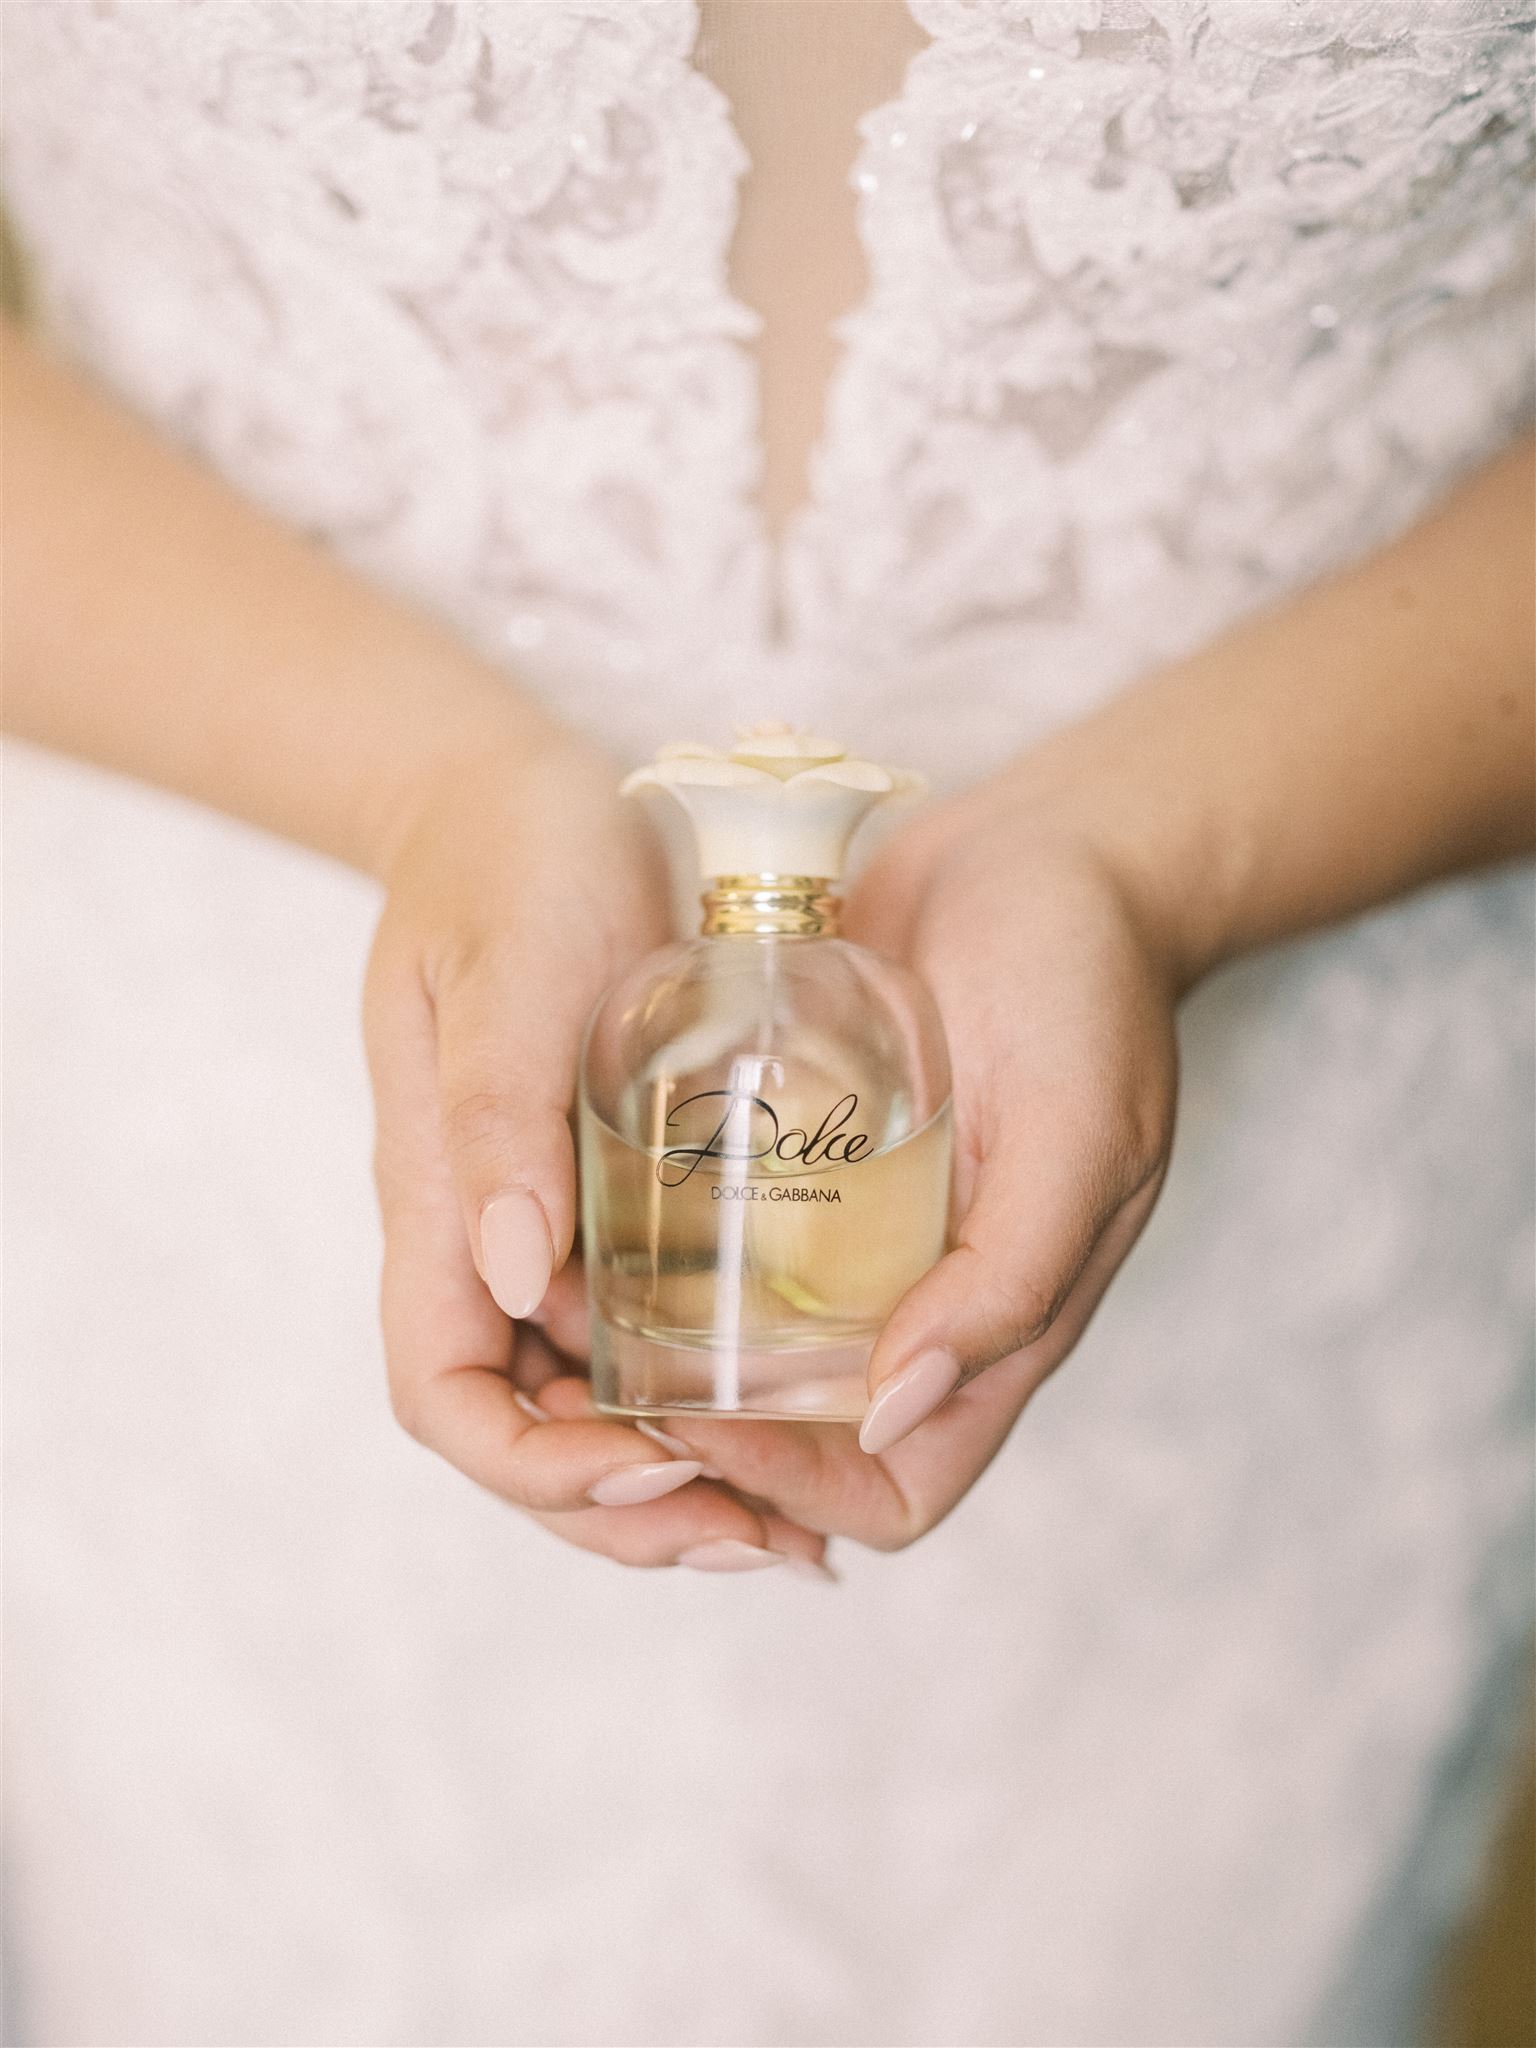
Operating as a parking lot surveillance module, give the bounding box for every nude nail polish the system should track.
[634,1420,726,1482]
[478,1189,553,1319]
[858,1347,961,1456]
[676,1539,785,1572]
[783,1553,840,1584]
[635,1419,696,1458]
[588,1460,704,1507]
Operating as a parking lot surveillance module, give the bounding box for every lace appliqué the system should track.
[2,1,766,718]
[781,0,1535,735]
[2,1,1533,760]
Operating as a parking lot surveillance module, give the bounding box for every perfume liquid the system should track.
[582,1098,952,1419]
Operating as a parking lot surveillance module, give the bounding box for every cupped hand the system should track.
[641,770,1184,1553]
[363,728,833,1575]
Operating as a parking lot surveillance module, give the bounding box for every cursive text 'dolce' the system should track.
[658,1090,872,1187]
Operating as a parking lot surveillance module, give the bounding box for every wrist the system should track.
[358,672,588,889]
[954,697,1249,996]
[1032,776,1246,997]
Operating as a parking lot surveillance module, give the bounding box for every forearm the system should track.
[1011,433,1536,985]
[1,317,567,878]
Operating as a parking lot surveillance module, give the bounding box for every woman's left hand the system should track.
[611,763,1185,1553]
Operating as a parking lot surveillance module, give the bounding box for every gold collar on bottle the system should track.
[700,875,841,937]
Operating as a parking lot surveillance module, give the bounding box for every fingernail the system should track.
[783,1554,840,1585]
[676,1539,785,1573]
[478,1190,553,1319]
[588,1460,704,1507]
[512,1390,549,1424]
[635,1420,695,1458]
[858,1347,962,1456]
[633,1422,722,1479]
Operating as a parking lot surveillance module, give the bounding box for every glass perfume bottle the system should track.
[579,725,952,1424]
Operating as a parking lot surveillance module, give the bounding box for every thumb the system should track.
[857,1109,1159,1456]
[433,939,590,1321]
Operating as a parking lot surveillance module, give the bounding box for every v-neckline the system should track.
[690,0,930,642]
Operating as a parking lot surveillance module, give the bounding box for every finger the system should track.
[522,1485,838,1576]
[366,942,515,1411]
[430,923,599,1322]
[365,960,707,1514]
[528,1384,843,1572]
[857,1096,1164,1457]
[861,1192,1156,1536]
[614,1407,907,1541]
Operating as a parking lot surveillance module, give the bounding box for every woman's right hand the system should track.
[363,727,833,1576]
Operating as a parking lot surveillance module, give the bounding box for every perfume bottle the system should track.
[579,724,952,1424]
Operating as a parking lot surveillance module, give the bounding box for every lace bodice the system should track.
[3,0,1532,781]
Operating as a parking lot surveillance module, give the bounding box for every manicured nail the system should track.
[512,1390,549,1424]
[478,1190,553,1319]
[588,1460,703,1507]
[676,1539,785,1572]
[783,1554,840,1585]
[635,1420,695,1458]
[630,1422,722,1481]
[858,1347,962,1456]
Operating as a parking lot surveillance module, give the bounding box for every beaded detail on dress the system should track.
[2,1,1532,767]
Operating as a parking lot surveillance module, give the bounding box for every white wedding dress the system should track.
[4,5,1533,2045]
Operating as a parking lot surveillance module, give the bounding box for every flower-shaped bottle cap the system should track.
[621,722,924,882]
